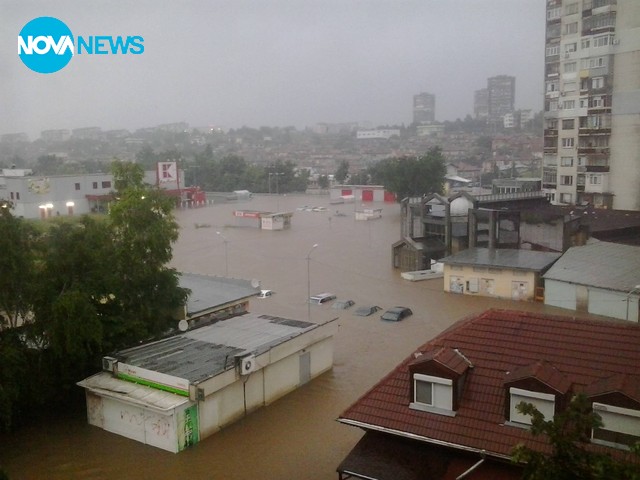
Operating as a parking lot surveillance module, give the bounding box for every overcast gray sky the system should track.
[2,0,545,138]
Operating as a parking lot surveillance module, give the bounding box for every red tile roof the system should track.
[338,309,640,460]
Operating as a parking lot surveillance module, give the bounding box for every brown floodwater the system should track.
[0,194,558,480]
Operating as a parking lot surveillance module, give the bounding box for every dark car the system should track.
[381,306,413,322]
[353,305,381,317]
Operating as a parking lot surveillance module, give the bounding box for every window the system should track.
[561,157,574,167]
[75,183,81,191]
[593,35,611,47]
[564,3,579,15]
[564,81,577,92]
[546,81,558,92]
[580,97,589,108]
[565,42,577,53]
[564,22,578,35]
[562,119,575,130]
[101,181,111,189]
[592,403,640,449]
[564,62,577,73]
[581,38,591,49]
[560,193,573,203]
[563,100,576,110]
[509,388,555,426]
[546,45,560,56]
[591,96,604,108]
[561,175,574,186]
[583,57,606,69]
[10,192,14,200]
[562,138,575,148]
[592,77,604,89]
[92,182,98,189]
[589,175,602,185]
[411,374,454,416]
[547,7,561,20]
[16,192,20,200]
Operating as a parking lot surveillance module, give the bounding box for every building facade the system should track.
[473,88,489,120]
[413,92,436,124]
[487,75,516,126]
[543,0,640,209]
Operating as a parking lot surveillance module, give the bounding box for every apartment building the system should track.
[543,0,640,210]
[413,92,436,124]
[487,75,516,126]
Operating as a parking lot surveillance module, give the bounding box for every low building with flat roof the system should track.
[78,312,338,453]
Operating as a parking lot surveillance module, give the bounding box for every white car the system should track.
[309,293,336,305]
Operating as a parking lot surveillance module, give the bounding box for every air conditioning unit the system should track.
[240,355,256,375]
[102,356,118,373]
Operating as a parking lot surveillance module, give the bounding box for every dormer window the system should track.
[509,387,556,426]
[592,403,640,449]
[410,374,454,416]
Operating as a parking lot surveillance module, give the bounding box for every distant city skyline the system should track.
[3,1,545,139]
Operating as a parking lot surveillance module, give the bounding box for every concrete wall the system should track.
[444,264,538,301]
[545,280,640,322]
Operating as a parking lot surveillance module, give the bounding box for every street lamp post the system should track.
[307,243,319,321]
[216,231,229,277]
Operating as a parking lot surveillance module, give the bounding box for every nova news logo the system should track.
[18,16,144,74]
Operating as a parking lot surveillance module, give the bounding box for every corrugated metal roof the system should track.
[543,241,640,292]
[178,272,260,315]
[338,309,640,460]
[112,313,317,384]
[440,248,561,271]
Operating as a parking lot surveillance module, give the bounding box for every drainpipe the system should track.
[456,451,486,480]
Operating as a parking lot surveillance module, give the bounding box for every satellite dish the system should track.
[251,279,261,288]
[178,320,189,332]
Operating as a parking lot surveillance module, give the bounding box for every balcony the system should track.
[578,127,611,136]
[585,165,610,173]
[578,146,609,155]
[544,128,558,137]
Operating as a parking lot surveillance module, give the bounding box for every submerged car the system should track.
[332,299,355,310]
[381,306,413,322]
[309,293,337,305]
[353,305,381,317]
[257,289,274,298]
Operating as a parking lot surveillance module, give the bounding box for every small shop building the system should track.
[78,313,338,453]
[233,210,293,230]
[440,248,560,301]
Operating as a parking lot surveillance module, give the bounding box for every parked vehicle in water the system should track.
[309,293,337,305]
[353,305,381,317]
[332,299,355,310]
[381,306,413,322]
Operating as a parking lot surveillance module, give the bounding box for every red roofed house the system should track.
[337,309,640,480]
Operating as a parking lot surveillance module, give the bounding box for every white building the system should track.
[543,0,640,209]
[543,240,640,322]
[356,129,400,140]
[78,313,338,453]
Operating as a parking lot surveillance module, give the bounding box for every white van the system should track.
[309,293,337,305]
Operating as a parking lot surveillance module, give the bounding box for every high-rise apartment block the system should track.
[543,0,640,209]
[474,88,489,120]
[487,75,516,126]
[413,92,436,124]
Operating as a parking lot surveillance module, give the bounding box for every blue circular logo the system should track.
[18,17,74,74]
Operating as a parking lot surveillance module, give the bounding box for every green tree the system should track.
[318,175,330,189]
[369,147,446,200]
[512,394,640,480]
[0,203,37,329]
[109,162,188,344]
[335,160,349,184]
[111,159,145,192]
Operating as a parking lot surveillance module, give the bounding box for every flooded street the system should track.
[0,194,557,479]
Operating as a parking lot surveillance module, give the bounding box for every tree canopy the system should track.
[0,160,188,431]
[368,147,446,200]
[512,394,640,480]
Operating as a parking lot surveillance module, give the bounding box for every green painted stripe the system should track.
[116,372,189,397]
